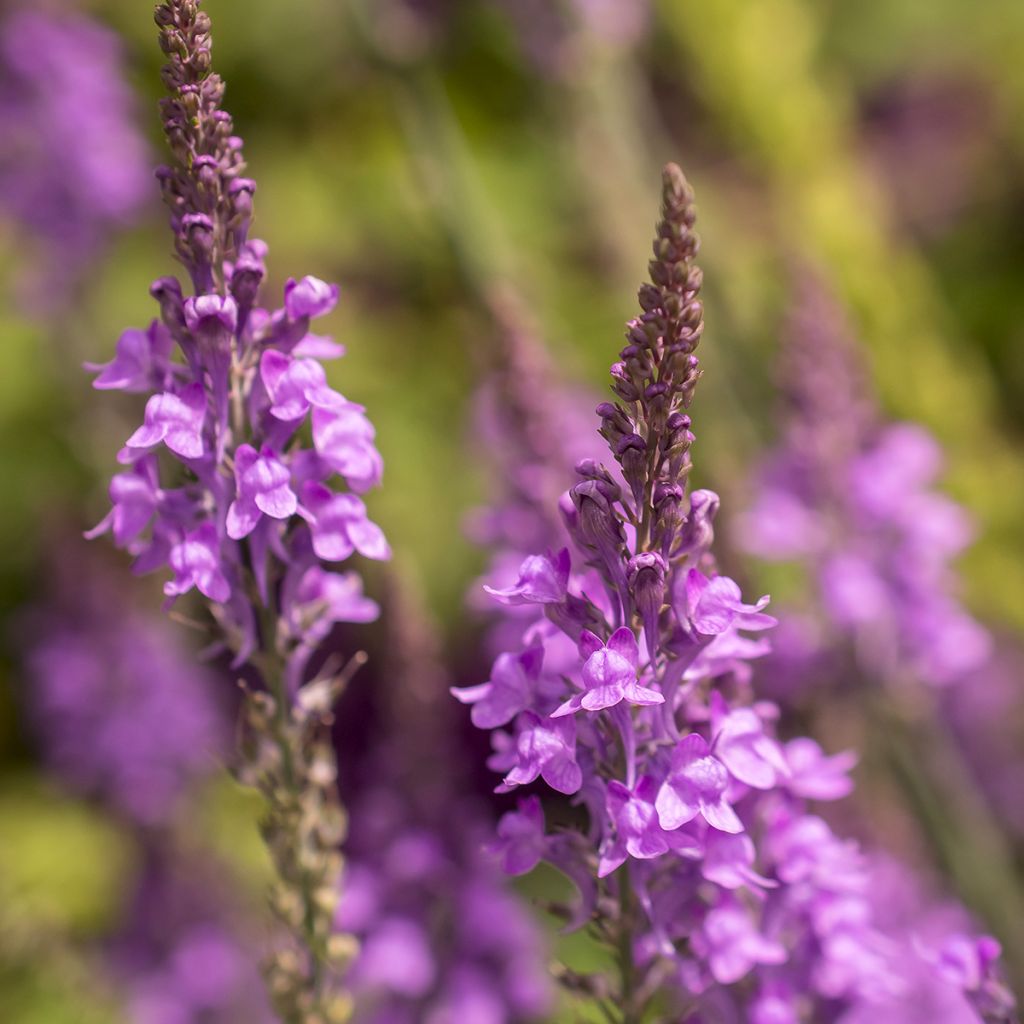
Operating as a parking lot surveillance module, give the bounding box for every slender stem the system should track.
[616,865,643,1024]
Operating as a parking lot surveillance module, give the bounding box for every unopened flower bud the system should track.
[611,362,639,402]
[678,488,719,558]
[628,552,667,660]
[616,433,647,508]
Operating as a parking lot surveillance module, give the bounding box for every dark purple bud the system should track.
[193,157,218,191]
[638,283,661,312]
[571,481,623,548]
[664,412,694,457]
[678,489,719,558]
[610,362,639,402]
[616,434,647,509]
[182,212,214,254]
[150,276,186,334]
[229,177,256,216]
[653,482,685,556]
[229,247,267,316]
[628,552,667,660]
[574,460,621,502]
[626,320,648,347]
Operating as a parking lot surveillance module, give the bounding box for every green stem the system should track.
[616,867,643,1024]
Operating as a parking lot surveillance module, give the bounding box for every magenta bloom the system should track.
[451,647,543,729]
[226,444,297,539]
[260,349,346,421]
[491,797,547,876]
[300,481,390,562]
[501,710,581,795]
[695,901,786,984]
[551,627,663,717]
[123,384,207,461]
[655,734,743,834]
[484,548,570,606]
[165,524,230,603]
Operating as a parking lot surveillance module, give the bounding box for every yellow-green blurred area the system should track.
[2,0,1024,1020]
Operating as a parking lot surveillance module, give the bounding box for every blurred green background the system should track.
[2,0,1024,1019]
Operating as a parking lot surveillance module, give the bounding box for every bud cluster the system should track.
[155,0,251,291]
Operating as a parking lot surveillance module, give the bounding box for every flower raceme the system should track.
[88,3,387,1021]
[455,166,1014,1022]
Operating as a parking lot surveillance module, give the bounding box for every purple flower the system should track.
[598,776,699,877]
[260,350,346,421]
[551,627,663,717]
[288,569,380,630]
[483,548,570,605]
[164,524,231,603]
[226,444,297,539]
[655,734,743,834]
[454,168,1013,1021]
[300,481,390,562]
[783,737,856,801]
[357,918,436,998]
[25,559,225,824]
[85,460,160,548]
[694,901,786,984]
[491,797,547,876]
[312,404,384,493]
[184,292,239,334]
[284,275,339,319]
[678,569,776,637]
[502,710,581,794]
[451,647,543,729]
[701,831,775,890]
[87,5,389,1017]
[0,8,150,312]
[123,383,206,461]
[712,704,789,790]
[87,322,174,393]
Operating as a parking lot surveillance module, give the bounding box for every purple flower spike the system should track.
[451,647,543,729]
[484,548,570,606]
[123,383,206,460]
[88,322,173,393]
[300,481,390,562]
[453,169,1015,1019]
[502,710,581,795]
[284,276,339,320]
[655,733,743,833]
[696,901,786,984]
[86,6,391,1015]
[259,350,347,422]
[164,524,230,603]
[552,627,663,717]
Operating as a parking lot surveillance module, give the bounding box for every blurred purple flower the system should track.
[0,7,151,310]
